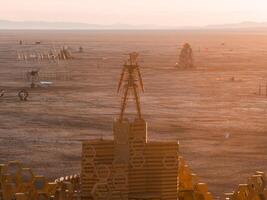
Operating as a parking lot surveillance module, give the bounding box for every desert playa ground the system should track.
[1,30,267,197]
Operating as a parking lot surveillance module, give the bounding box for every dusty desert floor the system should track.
[1,30,267,197]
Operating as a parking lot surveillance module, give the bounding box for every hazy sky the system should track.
[1,0,267,26]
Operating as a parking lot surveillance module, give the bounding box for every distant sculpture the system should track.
[79,46,83,53]
[0,89,4,97]
[18,89,29,101]
[26,70,39,88]
[176,43,194,69]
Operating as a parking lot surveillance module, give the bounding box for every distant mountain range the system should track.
[1,20,267,30]
[206,21,267,29]
[0,20,170,30]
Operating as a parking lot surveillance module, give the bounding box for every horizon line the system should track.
[2,19,267,30]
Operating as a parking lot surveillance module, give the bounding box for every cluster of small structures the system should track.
[0,159,265,200]
[0,43,76,102]
[0,161,80,200]
[17,47,73,63]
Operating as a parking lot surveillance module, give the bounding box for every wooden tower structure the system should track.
[177,43,194,69]
[117,52,144,122]
[81,52,180,200]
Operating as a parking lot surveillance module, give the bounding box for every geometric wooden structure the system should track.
[225,171,267,200]
[178,157,213,200]
[81,53,180,199]
[0,161,57,200]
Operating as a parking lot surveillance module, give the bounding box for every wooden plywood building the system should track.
[81,118,179,200]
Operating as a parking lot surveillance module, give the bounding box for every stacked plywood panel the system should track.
[113,120,130,164]
[81,140,114,200]
[128,119,147,198]
[145,141,179,199]
[112,120,130,199]
[111,163,128,199]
